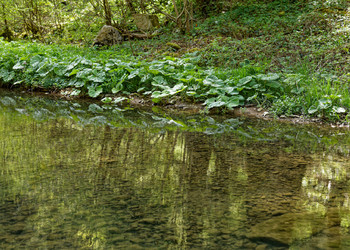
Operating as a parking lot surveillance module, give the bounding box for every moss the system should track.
[188,47,201,53]
[168,52,180,57]
[166,42,181,50]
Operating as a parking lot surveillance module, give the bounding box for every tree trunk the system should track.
[103,0,112,25]
[125,0,135,14]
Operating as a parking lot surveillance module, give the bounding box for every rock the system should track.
[93,25,123,47]
[247,213,327,246]
[256,244,268,250]
[138,218,157,224]
[133,14,160,31]
[166,42,181,51]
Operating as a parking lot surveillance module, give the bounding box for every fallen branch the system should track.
[122,31,159,39]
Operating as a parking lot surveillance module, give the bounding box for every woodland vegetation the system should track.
[1,0,350,123]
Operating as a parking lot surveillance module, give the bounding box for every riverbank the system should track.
[2,2,350,124]
[0,38,349,125]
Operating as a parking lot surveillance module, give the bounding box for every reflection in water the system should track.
[1,91,350,248]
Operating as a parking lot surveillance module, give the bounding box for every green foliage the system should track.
[2,0,350,122]
[0,39,286,111]
[1,38,350,121]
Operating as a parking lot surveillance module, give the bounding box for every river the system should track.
[1,90,350,249]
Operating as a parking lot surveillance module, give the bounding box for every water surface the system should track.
[1,90,350,249]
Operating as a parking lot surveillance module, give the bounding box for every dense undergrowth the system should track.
[1,0,350,123]
[1,39,349,122]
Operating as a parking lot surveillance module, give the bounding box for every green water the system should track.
[1,90,350,249]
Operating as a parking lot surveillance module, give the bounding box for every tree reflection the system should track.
[2,99,350,248]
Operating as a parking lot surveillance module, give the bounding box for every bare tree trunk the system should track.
[140,0,146,13]
[1,2,7,27]
[125,0,135,14]
[0,2,13,40]
[103,0,112,25]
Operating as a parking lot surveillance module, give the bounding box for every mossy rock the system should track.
[166,42,181,51]
[169,52,180,57]
[188,47,201,53]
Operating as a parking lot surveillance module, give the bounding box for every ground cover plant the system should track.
[0,39,282,110]
[1,38,349,122]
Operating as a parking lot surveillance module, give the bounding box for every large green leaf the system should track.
[238,76,253,86]
[76,68,92,79]
[259,73,280,81]
[13,61,25,70]
[112,82,123,94]
[204,97,225,109]
[53,64,68,76]
[88,86,103,98]
[333,106,346,113]
[308,105,318,114]
[87,70,106,83]
[318,98,332,110]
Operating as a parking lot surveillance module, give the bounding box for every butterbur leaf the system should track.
[207,88,221,95]
[80,58,92,65]
[0,69,8,78]
[266,81,282,89]
[141,74,151,83]
[204,97,225,109]
[38,68,52,77]
[53,64,68,76]
[153,76,167,85]
[13,62,25,70]
[66,60,80,71]
[238,76,253,86]
[308,105,318,114]
[186,91,196,96]
[76,68,92,79]
[318,98,332,110]
[70,89,81,96]
[333,106,346,113]
[208,100,226,109]
[128,69,140,79]
[88,86,103,98]
[260,73,280,81]
[226,96,241,109]
[3,71,15,82]
[137,87,145,92]
[184,63,195,70]
[112,83,123,94]
[112,97,127,104]
[30,55,43,69]
[74,81,85,88]
[88,74,105,83]
[203,75,223,87]
[101,97,112,103]
[223,86,239,95]
[151,91,164,98]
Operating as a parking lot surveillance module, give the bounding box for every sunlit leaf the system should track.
[318,98,332,110]
[88,86,103,98]
[112,83,123,94]
[308,105,318,114]
[260,73,280,81]
[333,106,346,113]
[13,62,25,70]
